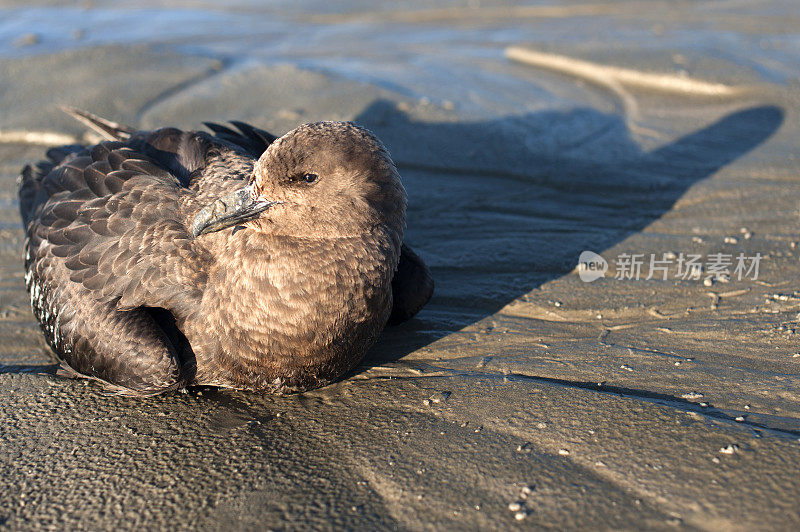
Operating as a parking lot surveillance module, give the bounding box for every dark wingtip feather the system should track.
[204,120,276,157]
[202,122,238,136]
[61,106,135,141]
[230,120,278,145]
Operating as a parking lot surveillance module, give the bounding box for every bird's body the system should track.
[19,111,432,396]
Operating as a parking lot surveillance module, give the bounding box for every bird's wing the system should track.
[57,108,268,186]
[59,107,276,160]
[203,120,277,158]
[23,135,213,318]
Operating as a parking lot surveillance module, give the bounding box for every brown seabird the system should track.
[19,109,433,396]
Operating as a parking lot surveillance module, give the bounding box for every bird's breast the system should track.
[187,231,398,391]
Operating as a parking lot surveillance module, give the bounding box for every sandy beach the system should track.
[1,1,799,529]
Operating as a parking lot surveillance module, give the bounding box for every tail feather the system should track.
[60,106,135,141]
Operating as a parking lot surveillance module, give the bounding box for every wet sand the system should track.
[1,1,799,530]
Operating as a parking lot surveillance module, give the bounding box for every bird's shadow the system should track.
[354,100,784,367]
[0,363,58,375]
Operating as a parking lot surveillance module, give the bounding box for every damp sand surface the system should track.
[1,1,799,530]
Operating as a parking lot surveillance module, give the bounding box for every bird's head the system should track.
[191,122,407,241]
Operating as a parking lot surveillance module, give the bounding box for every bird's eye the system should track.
[289,172,320,185]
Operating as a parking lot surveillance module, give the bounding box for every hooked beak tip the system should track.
[191,185,282,238]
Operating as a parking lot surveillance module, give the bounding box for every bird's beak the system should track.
[191,182,280,237]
